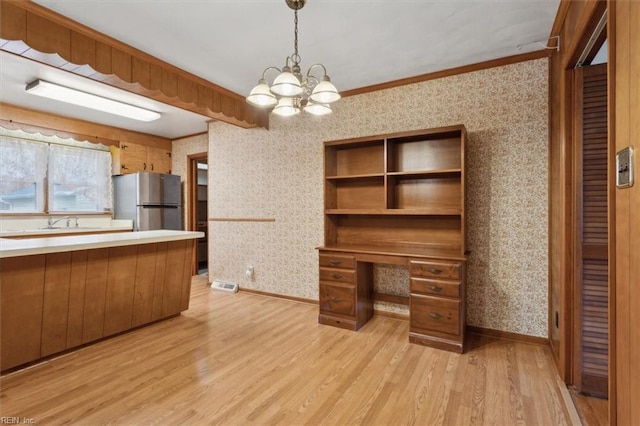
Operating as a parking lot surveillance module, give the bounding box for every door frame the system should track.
[187,152,207,275]
[560,0,613,412]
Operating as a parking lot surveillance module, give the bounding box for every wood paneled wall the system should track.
[0,1,267,129]
[612,1,639,424]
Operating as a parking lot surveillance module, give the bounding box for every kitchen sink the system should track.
[37,227,101,230]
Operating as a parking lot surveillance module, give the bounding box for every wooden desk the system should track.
[318,244,466,353]
[319,126,468,353]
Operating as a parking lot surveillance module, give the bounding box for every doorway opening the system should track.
[188,153,208,276]
[569,6,610,424]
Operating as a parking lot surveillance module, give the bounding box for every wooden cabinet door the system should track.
[82,248,110,343]
[147,146,172,174]
[161,240,189,316]
[120,142,147,174]
[132,243,159,327]
[41,252,72,357]
[0,256,46,371]
[66,251,88,348]
[103,246,137,336]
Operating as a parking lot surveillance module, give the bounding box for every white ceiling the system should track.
[1,0,560,139]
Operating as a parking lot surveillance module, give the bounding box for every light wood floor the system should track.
[571,390,608,425]
[1,275,573,425]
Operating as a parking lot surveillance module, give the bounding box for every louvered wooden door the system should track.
[574,63,608,398]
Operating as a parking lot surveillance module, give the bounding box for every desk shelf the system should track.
[319,125,467,353]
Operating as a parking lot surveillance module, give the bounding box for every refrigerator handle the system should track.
[140,204,179,209]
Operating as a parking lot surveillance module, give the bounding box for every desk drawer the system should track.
[319,267,355,284]
[410,277,460,298]
[319,283,356,317]
[410,294,460,336]
[410,260,462,280]
[319,253,356,269]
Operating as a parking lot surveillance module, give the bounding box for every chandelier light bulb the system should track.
[246,79,278,107]
[272,97,301,117]
[309,77,341,104]
[271,71,304,97]
[303,102,332,116]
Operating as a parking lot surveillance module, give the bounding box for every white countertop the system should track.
[0,230,204,259]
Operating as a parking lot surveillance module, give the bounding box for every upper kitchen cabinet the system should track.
[146,146,172,174]
[111,142,172,175]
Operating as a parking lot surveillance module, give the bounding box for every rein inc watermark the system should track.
[0,418,35,424]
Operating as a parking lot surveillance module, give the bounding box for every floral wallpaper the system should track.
[205,58,549,337]
[171,133,208,228]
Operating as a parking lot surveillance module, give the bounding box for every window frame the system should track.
[0,135,113,216]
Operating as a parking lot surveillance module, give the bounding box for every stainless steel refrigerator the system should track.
[113,172,182,231]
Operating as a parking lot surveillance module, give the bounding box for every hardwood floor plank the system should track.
[0,276,572,425]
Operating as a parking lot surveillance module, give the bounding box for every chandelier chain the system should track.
[294,9,299,59]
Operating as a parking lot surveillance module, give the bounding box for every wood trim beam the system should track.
[607,2,616,423]
[549,0,572,40]
[341,50,551,97]
[0,1,268,129]
[208,218,276,223]
[562,0,608,69]
[0,103,171,149]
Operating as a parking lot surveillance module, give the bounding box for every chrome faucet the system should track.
[47,216,70,229]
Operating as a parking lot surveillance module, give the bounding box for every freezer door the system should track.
[136,172,181,206]
[160,173,181,205]
[136,205,182,231]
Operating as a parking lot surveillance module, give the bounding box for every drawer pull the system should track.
[329,259,343,266]
[427,285,443,292]
[428,312,443,319]
[331,273,343,280]
[427,268,443,274]
[330,296,343,303]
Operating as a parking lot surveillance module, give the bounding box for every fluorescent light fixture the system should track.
[25,79,161,122]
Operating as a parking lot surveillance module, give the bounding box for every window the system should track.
[0,136,112,213]
[0,137,47,212]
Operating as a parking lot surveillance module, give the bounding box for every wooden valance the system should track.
[0,1,268,129]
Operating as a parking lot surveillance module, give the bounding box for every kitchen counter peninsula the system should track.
[0,230,203,372]
[0,229,202,258]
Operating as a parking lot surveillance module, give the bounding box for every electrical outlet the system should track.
[245,263,254,279]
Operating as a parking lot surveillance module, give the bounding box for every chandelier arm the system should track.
[304,75,320,92]
[306,63,328,79]
[261,66,283,82]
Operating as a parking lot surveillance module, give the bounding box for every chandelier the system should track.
[246,0,340,116]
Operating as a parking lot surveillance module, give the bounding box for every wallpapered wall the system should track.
[171,133,208,228]
[203,58,549,337]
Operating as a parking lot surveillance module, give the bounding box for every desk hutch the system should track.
[317,125,467,353]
